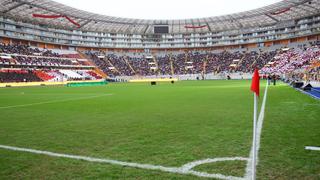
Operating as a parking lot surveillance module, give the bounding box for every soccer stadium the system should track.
[0,0,319,179]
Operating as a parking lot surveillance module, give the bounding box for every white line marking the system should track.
[245,83,269,179]
[180,157,249,172]
[305,146,320,151]
[0,144,246,179]
[0,94,113,109]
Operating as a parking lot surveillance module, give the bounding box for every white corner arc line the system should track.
[245,83,269,179]
[0,94,113,109]
[305,146,320,151]
[180,157,249,172]
[0,144,246,180]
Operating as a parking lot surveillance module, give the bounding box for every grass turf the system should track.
[0,80,319,179]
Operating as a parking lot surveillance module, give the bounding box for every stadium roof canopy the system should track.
[0,0,319,34]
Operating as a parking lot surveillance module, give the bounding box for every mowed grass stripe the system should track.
[0,94,113,109]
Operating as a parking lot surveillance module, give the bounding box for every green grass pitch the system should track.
[0,80,319,179]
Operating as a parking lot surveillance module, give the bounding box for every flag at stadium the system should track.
[251,69,260,97]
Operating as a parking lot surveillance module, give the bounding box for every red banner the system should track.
[64,16,80,27]
[32,14,80,28]
[270,8,291,15]
[32,14,63,18]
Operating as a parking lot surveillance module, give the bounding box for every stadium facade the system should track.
[0,0,319,50]
[0,0,319,86]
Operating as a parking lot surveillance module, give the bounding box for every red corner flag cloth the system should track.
[251,69,260,97]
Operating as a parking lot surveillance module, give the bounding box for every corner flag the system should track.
[250,68,260,180]
[251,69,260,97]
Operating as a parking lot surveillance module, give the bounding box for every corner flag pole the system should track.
[250,69,260,180]
[252,93,258,180]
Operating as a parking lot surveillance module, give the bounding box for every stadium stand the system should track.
[86,50,278,76]
[1,42,320,82]
[261,44,320,75]
[0,0,319,84]
[0,43,102,82]
[59,70,84,80]
[0,69,41,83]
[34,70,55,81]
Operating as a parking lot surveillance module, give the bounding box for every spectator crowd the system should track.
[1,42,319,83]
[86,50,277,77]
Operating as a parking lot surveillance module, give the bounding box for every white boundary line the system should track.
[305,146,320,151]
[244,83,269,179]
[0,94,113,109]
[0,144,247,180]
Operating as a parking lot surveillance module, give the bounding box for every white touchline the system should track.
[0,144,248,180]
[245,83,269,179]
[305,146,320,151]
[0,94,113,109]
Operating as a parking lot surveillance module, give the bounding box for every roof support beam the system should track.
[120,24,131,34]
[289,0,319,12]
[265,14,279,22]
[229,16,244,29]
[301,1,320,11]
[143,25,149,34]
[206,22,212,32]
[2,2,26,13]
[79,19,92,28]
[191,19,196,33]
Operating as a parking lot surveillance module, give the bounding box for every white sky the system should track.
[53,0,281,20]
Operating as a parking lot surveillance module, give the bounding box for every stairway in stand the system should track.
[77,50,108,78]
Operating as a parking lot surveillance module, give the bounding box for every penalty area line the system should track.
[0,94,113,109]
[0,144,246,180]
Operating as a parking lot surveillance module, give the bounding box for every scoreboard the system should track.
[154,25,169,34]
